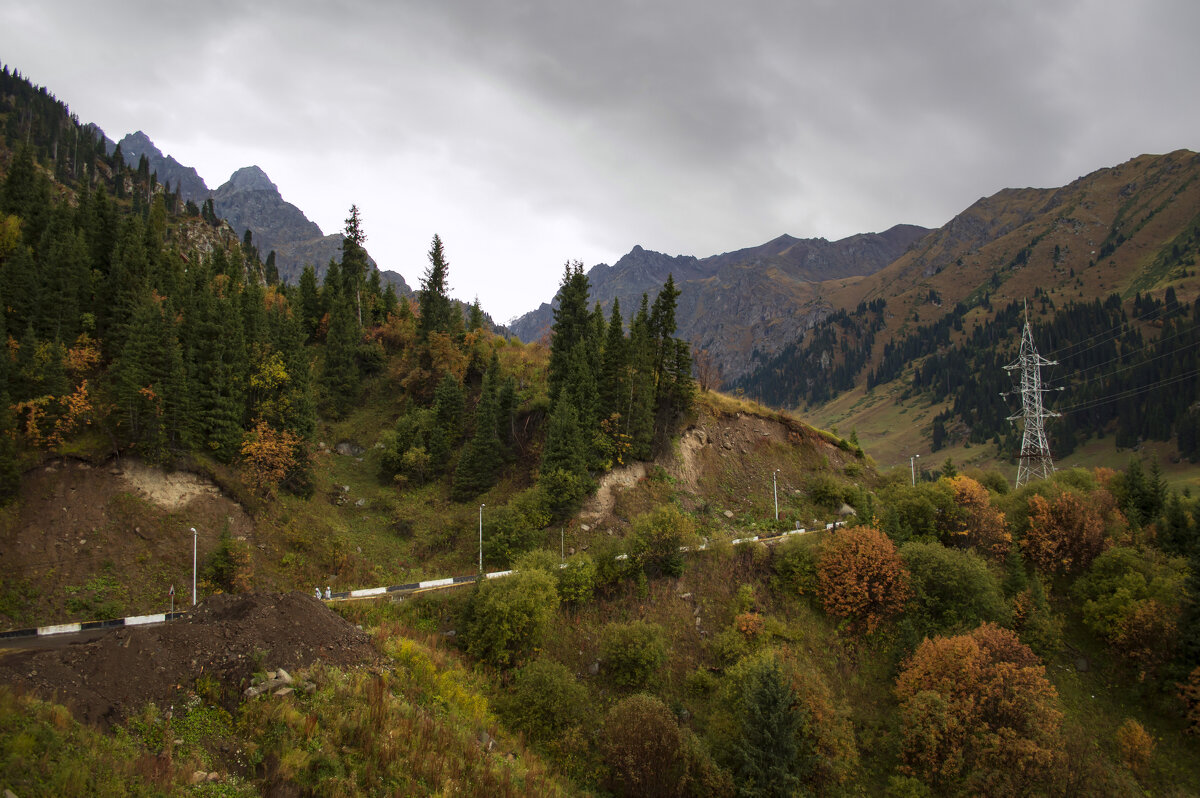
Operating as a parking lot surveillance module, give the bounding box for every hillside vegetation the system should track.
[3,65,1200,797]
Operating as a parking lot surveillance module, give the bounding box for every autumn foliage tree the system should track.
[817,526,910,632]
[947,475,1011,557]
[1022,490,1110,574]
[895,623,1064,795]
[240,419,301,497]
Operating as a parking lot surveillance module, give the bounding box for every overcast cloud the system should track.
[2,1,1198,320]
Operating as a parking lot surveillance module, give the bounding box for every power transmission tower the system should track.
[1003,303,1061,488]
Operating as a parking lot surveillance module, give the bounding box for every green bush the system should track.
[771,536,819,596]
[461,569,559,667]
[557,553,597,605]
[487,486,552,565]
[593,535,638,594]
[497,659,589,745]
[631,504,696,577]
[1073,546,1189,664]
[879,481,956,544]
[601,620,669,689]
[899,541,1010,641]
[601,694,689,797]
[806,473,847,511]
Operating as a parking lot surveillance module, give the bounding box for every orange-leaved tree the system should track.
[1022,491,1109,574]
[947,475,1011,558]
[895,623,1064,795]
[240,419,301,497]
[817,526,910,632]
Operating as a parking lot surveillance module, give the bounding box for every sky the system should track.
[2,1,1199,322]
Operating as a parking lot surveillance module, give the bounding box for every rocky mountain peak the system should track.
[115,131,209,203]
[218,165,278,195]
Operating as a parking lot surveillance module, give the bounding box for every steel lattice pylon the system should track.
[1004,304,1060,488]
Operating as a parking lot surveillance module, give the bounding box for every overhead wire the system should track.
[1056,366,1200,416]
[1043,298,1186,363]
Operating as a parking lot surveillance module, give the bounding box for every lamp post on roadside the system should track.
[478,504,485,574]
[910,454,920,487]
[190,527,198,606]
[773,469,780,522]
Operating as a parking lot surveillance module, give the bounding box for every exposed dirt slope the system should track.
[0,458,255,628]
[581,399,862,528]
[0,592,377,728]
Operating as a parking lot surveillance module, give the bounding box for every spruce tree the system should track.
[539,399,592,514]
[418,234,454,340]
[320,297,361,418]
[731,661,814,797]
[341,205,368,325]
[429,371,465,472]
[599,298,628,422]
[0,308,19,503]
[112,296,187,463]
[184,287,247,461]
[297,264,321,342]
[546,260,592,404]
[649,273,681,387]
[467,297,486,332]
[627,295,656,460]
[451,370,503,500]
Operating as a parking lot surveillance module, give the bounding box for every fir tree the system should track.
[418,234,454,340]
[319,297,361,418]
[429,371,465,472]
[451,369,503,500]
[297,264,321,342]
[341,205,368,325]
[547,260,592,405]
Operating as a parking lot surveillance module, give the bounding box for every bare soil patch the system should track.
[0,458,255,627]
[0,592,378,728]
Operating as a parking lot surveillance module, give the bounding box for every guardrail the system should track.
[1,521,845,639]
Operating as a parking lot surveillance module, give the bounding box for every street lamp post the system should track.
[478,504,485,574]
[910,454,920,487]
[190,527,198,606]
[773,469,780,522]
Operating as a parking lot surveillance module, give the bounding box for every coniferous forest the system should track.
[0,65,694,515]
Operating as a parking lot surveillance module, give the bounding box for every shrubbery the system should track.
[461,568,558,667]
[601,620,668,689]
[496,658,589,745]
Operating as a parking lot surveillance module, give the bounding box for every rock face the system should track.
[114,133,411,294]
[509,225,928,380]
[116,131,210,204]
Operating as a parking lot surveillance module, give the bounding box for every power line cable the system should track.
[1057,366,1200,416]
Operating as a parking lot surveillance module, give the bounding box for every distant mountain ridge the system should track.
[509,224,928,380]
[112,132,410,294]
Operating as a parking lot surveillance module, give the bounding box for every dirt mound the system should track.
[0,592,378,727]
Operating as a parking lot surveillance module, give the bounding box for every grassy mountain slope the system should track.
[737,150,1200,480]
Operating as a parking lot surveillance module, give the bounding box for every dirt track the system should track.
[0,592,378,727]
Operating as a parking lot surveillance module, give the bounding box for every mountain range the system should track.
[510,224,928,380]
[111,131,410,294]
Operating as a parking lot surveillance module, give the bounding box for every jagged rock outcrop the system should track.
[115,131,209,204]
